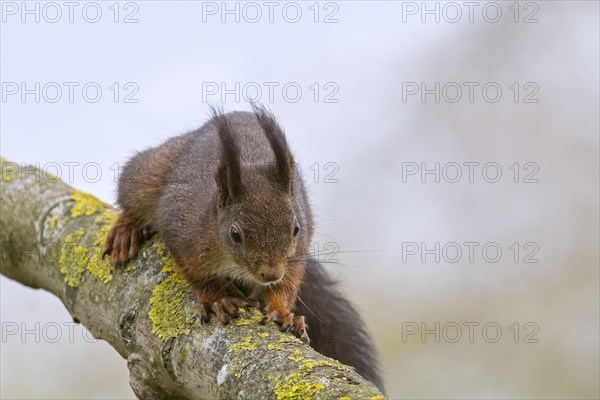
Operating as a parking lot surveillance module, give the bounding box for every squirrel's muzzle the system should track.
[257,261,285,284]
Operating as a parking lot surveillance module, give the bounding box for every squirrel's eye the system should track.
[293,222,301,237]
[229,227,242,244]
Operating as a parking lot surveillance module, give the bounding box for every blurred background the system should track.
[1,1,598,399]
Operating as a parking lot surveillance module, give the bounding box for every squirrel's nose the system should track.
[260,272,282,283]
[259,261,285,283]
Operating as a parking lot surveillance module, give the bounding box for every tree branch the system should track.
[0,158,385,400]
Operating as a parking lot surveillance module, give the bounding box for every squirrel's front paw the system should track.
[102,213,152,267]
[197,296,250,325]
[262,309,310,344]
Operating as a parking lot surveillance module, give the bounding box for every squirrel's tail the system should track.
[294,257,385,392]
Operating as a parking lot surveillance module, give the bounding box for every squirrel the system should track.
[102,105,383,390]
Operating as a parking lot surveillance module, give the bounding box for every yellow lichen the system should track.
[274,347,352,399]
[94,209,118,226]
[59,229,88,287]
[47,215,59,230]
[281,334,304,345]
[160,254,178,274]
[268,335,300,351]
[147,248,194,340]
[340,397,351,400]
[86,210,118,284]
[268,342,285,351]
[154,240,167,257]
[70,190,105,218]
[235,309,263,326]
[58,213,118,287]
[87,251,113,284]
[274,371,324,400]
[148,238,194,340]
[288,349,304,362]
[148,267,192,340]
[299,358,348,373]
[370,396,386,400]
[258,332,270,338]
[228,335,258,352]
[46,213,69,232]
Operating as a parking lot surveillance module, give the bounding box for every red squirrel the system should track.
[102,105,383,390]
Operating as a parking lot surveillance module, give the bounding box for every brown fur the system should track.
[102,106,383,391]
[104,106,312,338]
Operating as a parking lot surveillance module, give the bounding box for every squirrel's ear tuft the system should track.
[252,103,295,193]
[211,107,244,206]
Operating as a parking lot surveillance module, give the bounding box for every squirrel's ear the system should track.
[252,104,294,193]
[215,164,232,207]
[216,164,244,207]
[212,108,244,206]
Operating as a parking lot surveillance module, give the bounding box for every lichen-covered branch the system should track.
[0,158,385,400]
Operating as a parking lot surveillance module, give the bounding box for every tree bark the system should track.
[0,159,385,400]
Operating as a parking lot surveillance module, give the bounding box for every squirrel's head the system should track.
[212,106,307,287]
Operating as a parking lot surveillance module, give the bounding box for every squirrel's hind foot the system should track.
[102,212,153,267]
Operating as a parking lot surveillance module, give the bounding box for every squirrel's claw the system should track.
[198,296,249,325]
[103,213,151,267]
[261,310,310,344]
[293,315,310,345]
[198,303,211,324]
